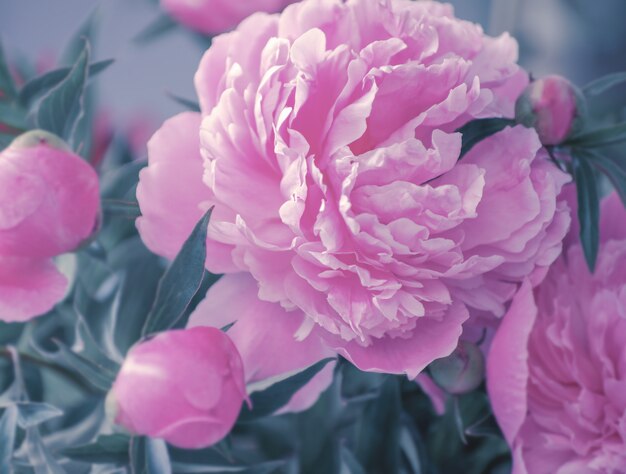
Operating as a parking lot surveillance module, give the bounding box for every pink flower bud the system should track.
[108,327,247,449]
[429,341,485,395]
[515,75,586,145]
[0,130,100,322]
[0,130,100,259]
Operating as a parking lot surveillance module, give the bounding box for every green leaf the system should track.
[130,437,172,474]
[573,156,600,272]
[23,428,65,474]
[50,338,115,392]
[354,376,402,473]
[171,461,286,473]
[583,71,626,97]
[566,122,626,148]
[61,8,99,66]
[102,199,142,219]
[0,102,29,130]
[63,434,130,464]
[134,14,178,44]
[239,358,336,422]
[166,92,201,112]
[0,39,17,101]
[0,406,17,473]
[464,414,502,439]
[141,208,213,336]
[579,149,626,207]
[457,118,516,159]
[14,402,62,429]
[340,446,366,474]
[19,59,114,107]
[36,41,90,145]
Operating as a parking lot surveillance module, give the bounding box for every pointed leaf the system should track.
[239,358,335,422]
[134,14,178,44]
[51,339,115,391]
[573,156,600,272]
[0,39,17,101]
[24,428,66,474]
[63,434,130,464]
[19,59,114,107]
[0,102,28,130]
[580,149,626,207]
[61,9,99,66]
[141,208,213,336]
[457,118,515,159]
[0,406,17,473]
[566,122,626,148]
[340,446,365,474]
[15,402,63,429]
[130,437,172,474]
[354,376,402,473]
[583,71,626,97]
[36,41,89,144]
[166,92,201,112]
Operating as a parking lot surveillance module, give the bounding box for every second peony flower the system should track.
[137,0,571,378]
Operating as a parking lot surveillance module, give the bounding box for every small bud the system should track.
[515,75,586,145]
[107,327,247,449]
[429,341,485,395]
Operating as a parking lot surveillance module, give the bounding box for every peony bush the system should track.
[0,0,625,472]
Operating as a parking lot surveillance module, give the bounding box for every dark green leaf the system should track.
[166,92,201,112]
[171,460,286,473]
[340,446,365,474]
[0,406,17,473]
[354,376,402,473]
[102,199,142,219]
[566,122,626,148]
[0,39,17,101]
[51,339,115,392]
[573,156,600,272]
[457,118,516,159]
[63,434,130,464]
[24,428,65,474]
[0,102,29,130]
[141,208,213,336]
[134,14,178,44]
[130,437,172,474]
[580,149,626,207]
[583,71,626,97]
[14,402,62,429]
[19,59,114,107]
[36,41,90,144]
[239,358,336,422]
[61,8,99,66]
[464,414,502,439]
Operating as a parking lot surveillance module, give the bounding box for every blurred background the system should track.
[1,0,625,140]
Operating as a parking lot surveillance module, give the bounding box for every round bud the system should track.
[429,341,485,395]
[515,75,586,145]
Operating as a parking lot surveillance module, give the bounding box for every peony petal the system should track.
[0,257,67,322]
[326,301,469,379]
[486,280,536,445]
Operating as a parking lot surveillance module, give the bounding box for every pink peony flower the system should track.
[0,131,100,322]
[108,327,247,449]
[137,0,570,379]
[160,0,296,35]
[515,75,585,146]
[487,193,626,473]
